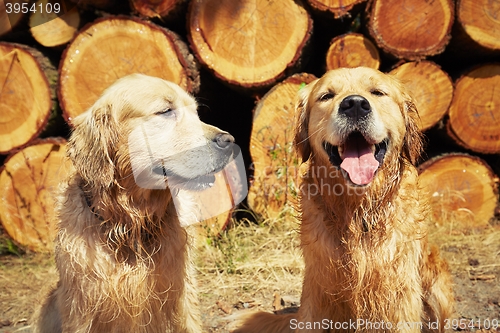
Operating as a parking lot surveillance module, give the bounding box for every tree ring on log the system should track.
[0,43,53,154]
[457,0,500,50]
[188,0,312,89]
[58,16,199,123]
[390,61,453,131]
[447,64,500,154]
[326,33,380,70]
[307,0,367,18]
[418,153,499,229]
[29,0,80,48]
[0,138,71,252]
[368,0,454,60]
[248,73,316,219]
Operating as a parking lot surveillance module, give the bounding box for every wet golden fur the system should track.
[235,68,454,333]
[34,74,233,333]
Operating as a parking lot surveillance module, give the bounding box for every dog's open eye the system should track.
[370,89,387,96]
[319,92,335,101]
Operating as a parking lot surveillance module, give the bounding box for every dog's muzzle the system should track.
[323,95,388,186]
[153,133,237,191]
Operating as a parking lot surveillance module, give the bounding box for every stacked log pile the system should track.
[0,0,499,250]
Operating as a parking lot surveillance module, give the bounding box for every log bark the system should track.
[307,0,367,18]
[0,42,56,154]
[248,73,316,219]
[58,16,200,123]
[457,0,500,51]
[447,64,500,154]
[390,61,453,131]
[418,153,499,230]
[0,138,71,252]
[130,0,185,19]
[187,0,312,89]
[29,0,80,48]
[326,33,380,71]
[367,0,454,60]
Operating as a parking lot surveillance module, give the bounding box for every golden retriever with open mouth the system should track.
[235,67,454,333]
[34,74,236,333]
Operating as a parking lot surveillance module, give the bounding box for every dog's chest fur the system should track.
[52,181,195,333]
[299,170,428,329]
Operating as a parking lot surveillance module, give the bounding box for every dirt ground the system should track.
[0,219,499,333]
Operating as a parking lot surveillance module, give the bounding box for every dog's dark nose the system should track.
[339,95,371,120]
[214,133,235,149]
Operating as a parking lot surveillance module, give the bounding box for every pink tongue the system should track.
[340,137,379,185]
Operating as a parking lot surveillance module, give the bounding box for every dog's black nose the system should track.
[339,95,371,120]
[214,133,235,149]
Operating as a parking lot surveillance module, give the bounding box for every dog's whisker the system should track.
[297,126,322,147]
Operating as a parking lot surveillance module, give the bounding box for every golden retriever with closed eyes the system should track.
[235,67,454,333]
[33,74,236,333]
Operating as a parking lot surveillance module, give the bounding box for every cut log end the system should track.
[368,0,454,59]
[248,73,316,219]
[29,0,80,48]
[447,64,500,154]
[188,0,312,88]
[390,61,453,131]
[0,42,54,154]
[193,169,238,245]
[0,139,72,252]
[58,16,199,123]
[458,0,500,51]
[326,33,380,71]
[418,154,499,230]
[307,0,367,18]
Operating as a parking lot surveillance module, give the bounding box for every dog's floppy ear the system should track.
[67,103,118,188]
[402,94,424,165]
[294,80,317,162]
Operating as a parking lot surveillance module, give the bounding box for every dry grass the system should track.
[0,253,57,330]
[195,210,304,331]
[0,210,305,332]
[428,222,500,278]
[0,208,499,332]
[428,221,500,325]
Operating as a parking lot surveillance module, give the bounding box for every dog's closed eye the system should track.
[155,108,175,117]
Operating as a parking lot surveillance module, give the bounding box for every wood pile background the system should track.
[0,0,499,252]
